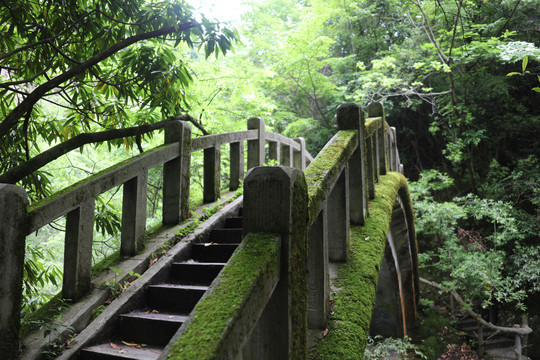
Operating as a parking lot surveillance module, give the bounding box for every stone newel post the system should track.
[0,184,28,359]
[243,166,308,360]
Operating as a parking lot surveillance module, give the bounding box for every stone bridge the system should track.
[0,102,418,359]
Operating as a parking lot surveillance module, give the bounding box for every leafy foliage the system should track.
[411,169,538,310]
[0,0,239,198]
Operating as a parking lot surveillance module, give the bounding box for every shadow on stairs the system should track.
[61,202,244,360]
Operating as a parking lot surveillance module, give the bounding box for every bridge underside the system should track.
[314,172,419,358]
[370,195,418,338]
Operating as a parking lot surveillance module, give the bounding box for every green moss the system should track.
[291,171,309,359]
[364,117,382,138]
[91,251,122,277]
[314,172,416,359]
[304,130,357,223]
[166,233,280,359]
[19,295,69,339]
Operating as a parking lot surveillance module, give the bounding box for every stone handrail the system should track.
[0,117,312,358]
[165,102,409,359]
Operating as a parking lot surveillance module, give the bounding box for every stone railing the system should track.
[164,102,410,359]
[0,118,313,358]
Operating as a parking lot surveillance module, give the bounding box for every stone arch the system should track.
[369,192,418,337]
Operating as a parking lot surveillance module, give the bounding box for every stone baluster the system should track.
[268,141,280,164]
[307,208,329,329]
[515,324,522,360]
[365,133,376,199]
[369,102,387,176]
[293,137,306,170]
[337,103,368,225]
[203,146,221,203]
[328,167,349,262]
[0,184,28,359]
[247,117,265,169]
[229,141,244,191]
[281,143,293,167]
[163,120,191,225]
[63,198,95,300]
[121,172,148,256]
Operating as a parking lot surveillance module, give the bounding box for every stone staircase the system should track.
[457,317,521,359]
[77,209,244,359]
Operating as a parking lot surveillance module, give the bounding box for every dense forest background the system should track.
[1,0,539,358]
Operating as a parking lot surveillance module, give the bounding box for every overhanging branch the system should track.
[0,21,198,139]
[0,116,189,184]
[420,277,532,336]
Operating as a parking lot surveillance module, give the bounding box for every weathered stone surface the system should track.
[203,146,221,203]
[121,172,148,256]
[307,208,329,329]
[281,143,292,167]
[293,137,306,170]
[368,102,387,175]
[163,120,191,225]
[57,196,244,360]
[247,117,265,169]
[337,103,368,225]
[327,167,349,262]
[243,166,309,360]
[0,184,28,359]
[268,141,280,164]
[63,198,95,300]
[230,141,245,191]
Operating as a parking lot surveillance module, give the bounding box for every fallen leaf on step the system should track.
[110,341,121,350]
[168,316,174,319]
[119,350,126,354]
[122,341,142,349]
[323,328,329,337]
[152,309,159,313]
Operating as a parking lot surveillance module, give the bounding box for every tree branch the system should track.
[497,0,522,37]
[420,277,532,336]
[0,116,189,184]
[0,21,199,139]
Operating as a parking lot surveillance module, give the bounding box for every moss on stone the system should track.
[304,130,357,223]
[364,117,382,138]
[19,294,69,339]
[313,172,416,359]
[291,171,309,359]
[166,233,280,359]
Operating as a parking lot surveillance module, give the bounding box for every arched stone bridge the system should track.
[0,102,418,359]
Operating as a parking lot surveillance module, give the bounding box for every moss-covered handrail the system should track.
[314,172,416,358]
[171,101,408,359]
[164,233,281,359]
[304,130,358,224]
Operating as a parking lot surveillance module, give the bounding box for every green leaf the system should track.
[506,72,521,76]
[532,87,540,93]
[522,55,528,73]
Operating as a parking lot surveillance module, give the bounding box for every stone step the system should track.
[63,199,245,360]
[118,311,188,346]
[169,262,225,285]
[209,228,243,243]
[80,342,163,360]
[224,216,243,229]
[190,243,238,263]
[484,336,515,350]
[146,284,207,313]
